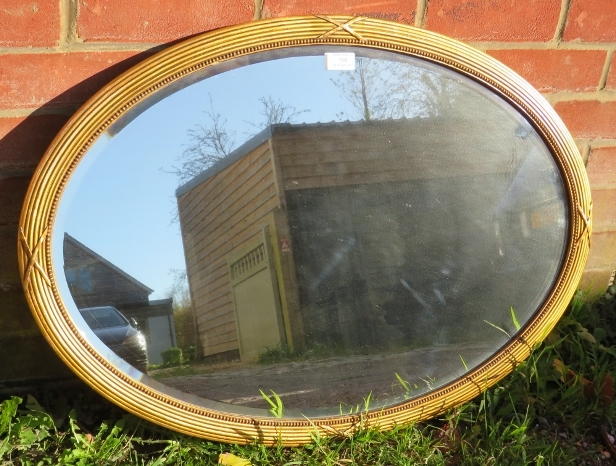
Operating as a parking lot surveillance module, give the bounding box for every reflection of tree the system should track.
[331,58,397,121]
[169,95,308,184]
[166,269,196,355]
[331,57,466,121]
[246,96,309,132]
[170,58,486,184]
[166,95,235,184]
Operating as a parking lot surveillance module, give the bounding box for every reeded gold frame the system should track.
[19,16,591,445]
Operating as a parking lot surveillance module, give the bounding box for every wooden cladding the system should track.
[177,142,278,356]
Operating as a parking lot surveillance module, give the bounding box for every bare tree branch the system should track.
[168,95,309,186]
[164,95,236,184]
[245,96,310,132]
[331,58,465,121]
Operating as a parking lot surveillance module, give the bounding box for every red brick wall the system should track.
[1,0,614,386]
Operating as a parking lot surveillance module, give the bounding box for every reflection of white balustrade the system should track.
[229,244,266,281]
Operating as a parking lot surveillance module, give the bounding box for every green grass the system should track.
[2,286,616,465]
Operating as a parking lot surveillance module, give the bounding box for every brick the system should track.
[553,101,616,139]
[0,0,60,47]
[0,289,40,334]
[586,231,616,270]
[262,0,415,24]
[591,188,616,232]
[0,334,75,381]
[563,0,616,42]
[0,51,152,110]
[0,228,20,286]
[0,115,70,173]
[0,176,31,226]
[587,146,616,187]
[424,0,561,42]
[487,49,606,92]
[78,0,253,42]
[607,58,616,91]
[579,268,613,297]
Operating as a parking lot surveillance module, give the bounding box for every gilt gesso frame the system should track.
[19,16,591,445]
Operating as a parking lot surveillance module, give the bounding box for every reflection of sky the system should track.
[53,54,394,300]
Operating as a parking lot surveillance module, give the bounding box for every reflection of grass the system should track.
[150,339,472,383]
[149,359,245,381]
[484,306,522,339]
[257,343,293,364]
[257,343,354,364]
[338,391,374,415]
[256,342,351,365]
[149,365,199,380]
[256,340,433,366]
[459,355,468,371]
[259,389,284,418]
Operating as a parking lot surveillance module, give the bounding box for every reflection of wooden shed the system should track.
[175,118,518,362]
[63,234,177,364]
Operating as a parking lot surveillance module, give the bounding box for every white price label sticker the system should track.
[324,53,356,70]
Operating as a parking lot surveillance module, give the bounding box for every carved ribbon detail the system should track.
[315,16,367,41]
[20,228,51,289]
[576,201,592,248]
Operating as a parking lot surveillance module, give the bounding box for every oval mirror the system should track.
[19,16,591,445]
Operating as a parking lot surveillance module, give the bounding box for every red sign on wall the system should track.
[280,239,290,253]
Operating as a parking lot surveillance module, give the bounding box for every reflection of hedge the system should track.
[174,306,197,357]
[161,347,183,367]
[185,346,196,362]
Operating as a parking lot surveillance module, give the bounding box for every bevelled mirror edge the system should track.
[18,16,591,445]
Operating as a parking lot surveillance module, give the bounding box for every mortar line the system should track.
[253,0,264,20]
[415,0,428,28]
[0,42,613,55]
[59,0,68,46]
[589,140,616,148]
[541,91,616,106]
[544,90,616,104]
[553,0,572,43]
[58,0,79,46]
[0,329,51,341]
[598,50,614,91]
[579,141,591,165]
[471,42,615,51]
[0,169,35,179]
[0,107,80,118]
[0,224,23,233]
[0,42,164,55]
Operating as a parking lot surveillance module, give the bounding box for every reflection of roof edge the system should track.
[149,298,173,305]
[174,118,426,198]
[123,298,174,317]
[64,233,154,295]
[175,126,273,198]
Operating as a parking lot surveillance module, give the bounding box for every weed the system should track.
[394,372,412,399]
[257,343,292,364]
[459,355,469,371]
[259,390,284,418]
[511,306,521,331]
[420,375,436,390]
[484,319,511,338]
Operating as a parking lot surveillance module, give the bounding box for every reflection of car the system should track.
[79,306,148,373]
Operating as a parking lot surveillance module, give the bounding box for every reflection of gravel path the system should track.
[159,342,493,416]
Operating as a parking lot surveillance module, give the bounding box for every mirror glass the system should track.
[52,46,568,418]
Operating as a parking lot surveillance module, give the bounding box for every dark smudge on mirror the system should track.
[52,46,567,418]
